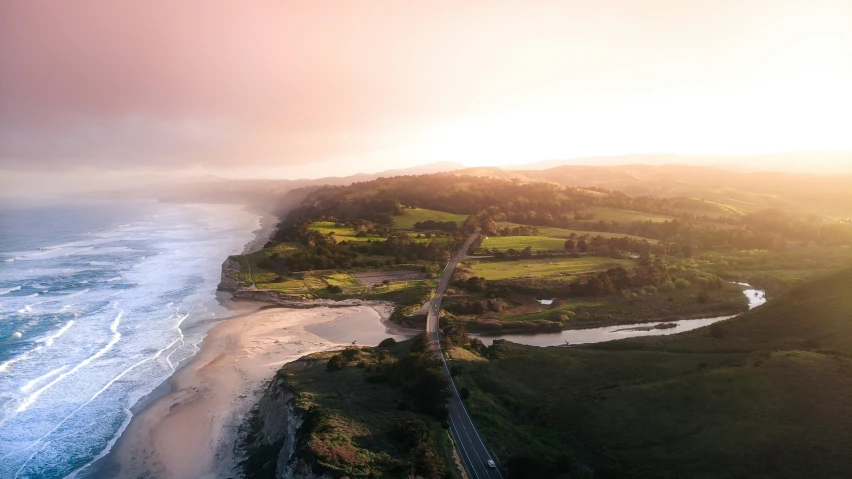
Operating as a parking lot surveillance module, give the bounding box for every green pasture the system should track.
[481,235,567,251]
[496,222,655,242]
[392,208,468,230]
[583,206,675,223]
[472,257,632,281]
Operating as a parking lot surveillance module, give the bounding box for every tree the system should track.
[564,239,576,251]
[577,239,589,253]
[598,272,616,294]
[587,276,604,296]
[410,332,430,352]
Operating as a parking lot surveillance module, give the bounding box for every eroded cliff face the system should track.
[219,257,243,292]
[242,368,334,479]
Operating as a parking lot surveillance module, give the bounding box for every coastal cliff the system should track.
[240,360,335,479]
[239,342,458,479]
[219,256,243,292]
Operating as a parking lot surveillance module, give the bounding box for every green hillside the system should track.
[452,268,852,478]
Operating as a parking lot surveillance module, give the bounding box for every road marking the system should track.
[450,421,481,479]
[450,399,492,477]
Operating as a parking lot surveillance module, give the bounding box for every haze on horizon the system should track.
[1,0,851,194]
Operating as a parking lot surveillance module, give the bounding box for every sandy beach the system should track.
[100,297,370,479]
[77,212,415,479]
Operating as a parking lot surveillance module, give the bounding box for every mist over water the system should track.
[0,199,259,478]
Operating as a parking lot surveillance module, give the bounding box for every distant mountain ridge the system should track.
[72,161,465,207]
[455,163,852,218]
[505,151,852,174]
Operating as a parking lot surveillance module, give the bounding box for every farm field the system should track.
[237,241,304,285]
[670,197,748,217]
[496,222,656,242]
[392,208,468,230]
[471,257,632,281]
[481,235,566,251]
[308,220,450,244]
[354,270,427,286]
[254,268,436,299]
[308,221,380,242]
[583,206,675,223]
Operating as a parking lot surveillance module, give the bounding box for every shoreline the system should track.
[82,210,412,478]
[241,211,279,255]
[92,297,361,478]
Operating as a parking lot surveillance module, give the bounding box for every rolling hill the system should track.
[456,267,852,478]
[455,163,852,218]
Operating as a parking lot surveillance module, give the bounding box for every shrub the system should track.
[709,322,727,339]
[549,310,575,322]
[675,278,691,290]
[341,347,360,360]
[326,354,349,371]
[326,284,344,294]
[659,280,676,292]
[410,332,431,352]
[378,337,397,347]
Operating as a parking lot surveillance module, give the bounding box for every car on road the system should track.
[487,459,496,468]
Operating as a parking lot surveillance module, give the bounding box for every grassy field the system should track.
[308,220,451,245]
[670,197,748,217]
[237,241,305,285]
[481,235,567,251]
[583,206,675,223]
[450,268,852,478]
[308,221,381,242]
[471,257,632,281]
[254,268,437,300]
[392,208,468,230]
[496,222,655,241]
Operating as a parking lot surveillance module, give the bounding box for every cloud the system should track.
[2,0,851,172]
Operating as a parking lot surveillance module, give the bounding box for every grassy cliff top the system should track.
[260,337,460,479]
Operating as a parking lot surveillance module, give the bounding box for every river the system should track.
[472,286,766,347]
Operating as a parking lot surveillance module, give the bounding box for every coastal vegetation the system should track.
[241,336,458,478]
[448,267,852,478]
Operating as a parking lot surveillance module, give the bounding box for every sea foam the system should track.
[0,201,260,478]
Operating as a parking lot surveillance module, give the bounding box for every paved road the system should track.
[427,230,505,479]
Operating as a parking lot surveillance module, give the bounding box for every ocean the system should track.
[0,199,260,478]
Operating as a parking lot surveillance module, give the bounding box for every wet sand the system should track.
[98,298,363,479]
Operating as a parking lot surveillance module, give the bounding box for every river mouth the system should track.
[473,286,766,348]
[304,307,417,345]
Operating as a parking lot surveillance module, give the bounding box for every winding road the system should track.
[427,230,505,479]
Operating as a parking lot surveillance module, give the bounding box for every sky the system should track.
[1,0,851,186]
